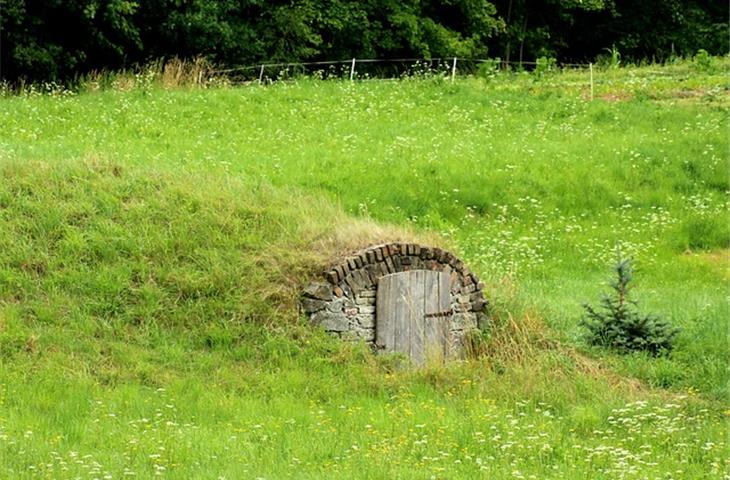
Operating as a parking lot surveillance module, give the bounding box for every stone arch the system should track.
[301,243,488,355]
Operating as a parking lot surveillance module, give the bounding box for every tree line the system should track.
[1,0,727,82]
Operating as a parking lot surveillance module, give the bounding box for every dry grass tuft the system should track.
[160,57,212,89]
[478,286,648,396]
[311,216,440,263]
[482,310,559,364]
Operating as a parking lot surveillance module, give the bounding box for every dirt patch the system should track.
[590,88,730,106]
[682,249,730,279]
[698,249,730,264]
[673,88,707,98]
[596,92,634,102]
[656,88,730,107]
[692,249,730,278]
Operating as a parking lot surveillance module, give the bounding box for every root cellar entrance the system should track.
[301,243,488,363]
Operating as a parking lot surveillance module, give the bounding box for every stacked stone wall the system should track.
[301,243,488,353]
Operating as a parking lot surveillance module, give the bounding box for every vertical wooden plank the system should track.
[423,271,441,363]
[376,274,395,352]
[393,272,410,356]
[438,272,451,358]
[409,270,425,365]
[438,271,450,310]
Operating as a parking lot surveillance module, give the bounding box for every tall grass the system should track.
[0,62,728,478]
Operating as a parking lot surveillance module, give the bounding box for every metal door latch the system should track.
[424,310,453,319]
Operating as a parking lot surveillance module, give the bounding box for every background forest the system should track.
[1,0,727,82]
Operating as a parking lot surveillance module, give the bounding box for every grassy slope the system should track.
[0,63,728,478]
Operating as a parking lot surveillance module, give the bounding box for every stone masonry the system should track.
[301,243,488,354]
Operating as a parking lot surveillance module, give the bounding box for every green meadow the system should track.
[0,61,728,478]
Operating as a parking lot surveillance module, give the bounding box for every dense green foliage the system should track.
[0,62,728,477]
[581,258,679,354]
[1,0,727,82]
[1,0,502,81]
[491,0,729,65]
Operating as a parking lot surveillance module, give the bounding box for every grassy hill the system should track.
[0,62,728,478]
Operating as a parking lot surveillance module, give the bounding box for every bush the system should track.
[477,58,501,79]
[580,258,679,355]
[693,49,714,72]
[534,56,557,77]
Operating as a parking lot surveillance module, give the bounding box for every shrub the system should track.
[477,58,501,79]
[580,258,679,355]
[534,56,557,77]
[693,49,713,72]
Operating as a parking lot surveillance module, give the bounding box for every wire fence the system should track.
[201,55,721,103]
[209,57,594,84]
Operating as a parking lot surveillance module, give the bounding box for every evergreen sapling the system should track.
[581,258,679,355]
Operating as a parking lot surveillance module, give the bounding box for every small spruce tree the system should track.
[581,258,679,355]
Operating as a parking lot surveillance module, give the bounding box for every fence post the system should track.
[451,57,457,82]
[259,64,265,84]
[589,63,594,100]
[350,58,356,81]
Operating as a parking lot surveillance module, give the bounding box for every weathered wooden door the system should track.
[376,271,451,364]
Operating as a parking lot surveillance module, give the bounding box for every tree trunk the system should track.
[518,13,528,69]
[504,0,514,67]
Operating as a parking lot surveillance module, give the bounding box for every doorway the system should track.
[375,270,452,364]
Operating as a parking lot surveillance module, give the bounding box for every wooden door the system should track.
[376,271,451,364]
